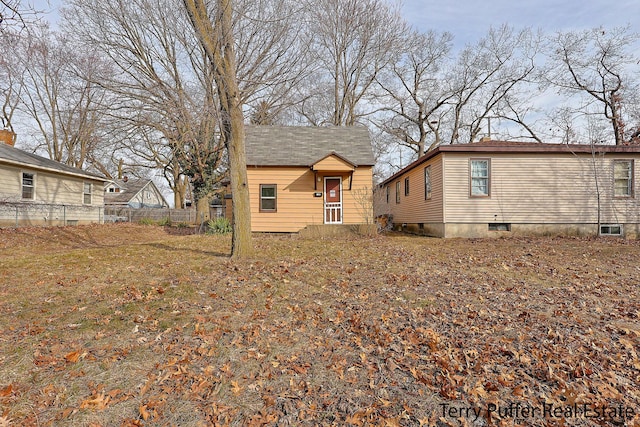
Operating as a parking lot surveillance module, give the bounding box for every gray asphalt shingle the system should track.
[245,126,375,167]
[0,142,105,180]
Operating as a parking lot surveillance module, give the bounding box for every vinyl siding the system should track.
[382,156,444,223]
[0,164,103,205]
[248,166,373,232]
[0,163,105,226]
[443,152,640,224]
[0,164,22,200]
[128,183,167,208]
[312,155,355,172]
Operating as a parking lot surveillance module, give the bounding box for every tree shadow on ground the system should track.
[142,242,229,257]
[161,226,201,236]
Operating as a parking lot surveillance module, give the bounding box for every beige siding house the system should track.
[104,178,169,209]
[378,141,640,238]
[0,134,106,226]
[227,126,375,233]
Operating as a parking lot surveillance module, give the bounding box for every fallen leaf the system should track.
[65,350,82,363]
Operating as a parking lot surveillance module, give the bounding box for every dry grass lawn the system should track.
[0,224,639,426]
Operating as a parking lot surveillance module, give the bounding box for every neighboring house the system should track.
[104,177,169,209]
[225,125,375,232]
[378,140,640,238]
[0,132,107,226]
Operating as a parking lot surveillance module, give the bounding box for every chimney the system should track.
[0,129,16,146]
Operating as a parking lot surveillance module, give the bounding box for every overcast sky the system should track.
[34,0,638,46]
[401,0,638,47]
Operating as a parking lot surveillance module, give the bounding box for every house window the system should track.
[614,160,633,197]
[489,223,511,231]
[260,184,277,212]
[22,172,35,200]
[83,183,92,205]
[470,159,490,197]
[600,224,622,236]
[404,177,410,196]
[386,185,389,203]
[424,166,432,200]
[395,181,400,204]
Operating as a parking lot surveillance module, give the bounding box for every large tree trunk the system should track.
[183,0,252,258]
[196,194,211,224]
[173,169,187,209]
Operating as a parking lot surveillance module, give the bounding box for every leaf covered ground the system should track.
[0,224,639,426]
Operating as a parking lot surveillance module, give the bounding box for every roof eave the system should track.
[379,142,640,186]
[0,158,107,182]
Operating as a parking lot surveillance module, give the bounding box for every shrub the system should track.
[138,218,155,226]
[157,217,172,227]
[206,217,232,234]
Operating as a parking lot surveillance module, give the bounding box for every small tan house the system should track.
[0,130,106,226]
[227,125,375,233]
[378,140,640,238]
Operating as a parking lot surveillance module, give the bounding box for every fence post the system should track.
[63,205,66,225]
[15,205,18,228]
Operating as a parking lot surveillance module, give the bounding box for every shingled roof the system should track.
[380,140,640,186]
[0,142,105,181]
[104,178,152,205]
[245,125,375,167]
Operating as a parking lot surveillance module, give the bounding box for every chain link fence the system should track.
[104,207,206,224]
[0,202,104,227]
[0,202,224,229]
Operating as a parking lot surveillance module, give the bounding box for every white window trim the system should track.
[424,166,432,200]
[470,158,490,197]
[600,224,623,236]
[613,159,634,198]
[21,171,36,200]
[83,182,93,205]
[259,184,277,212]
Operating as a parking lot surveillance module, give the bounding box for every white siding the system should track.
[0,163,105,226]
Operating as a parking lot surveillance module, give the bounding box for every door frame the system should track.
[323,176,343,224]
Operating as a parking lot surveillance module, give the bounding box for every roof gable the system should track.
[0,142,106,181]
[311,152,356,171]
[245,125,375,167]
[104,178,168,206]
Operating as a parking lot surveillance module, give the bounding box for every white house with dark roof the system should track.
[104,177,168,209]
[0,131,107,226]
[225,125,376,232]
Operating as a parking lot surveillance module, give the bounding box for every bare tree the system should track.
[234,0,312,123]
[376,25,541,170]
[0,0,46,31]
[4,24,115,174]
[376,29,453,157]
[544,26,640,145]
[183,0,252,258]
[445,25,540,145]
[301,0,408,126]
[0,30,22,132]
[65,0,228,216]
